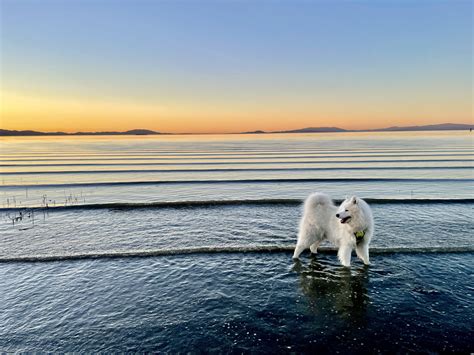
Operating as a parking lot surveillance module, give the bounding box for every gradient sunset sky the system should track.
[0,0,472,133]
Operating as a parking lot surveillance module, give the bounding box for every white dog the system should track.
[293,193,374,267]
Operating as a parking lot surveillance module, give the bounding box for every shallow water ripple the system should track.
[1,253,472,352]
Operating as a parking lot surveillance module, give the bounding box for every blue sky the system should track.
[1,0,472,132]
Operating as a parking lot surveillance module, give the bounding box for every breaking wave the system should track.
[2,198,473,211]
[1,158,472,167]
[2,177,473,189]
[3,166,473,175]
[1,246,473,263]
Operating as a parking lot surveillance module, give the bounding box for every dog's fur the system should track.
[293,193,374,267]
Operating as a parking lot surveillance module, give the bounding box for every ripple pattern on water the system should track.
[0,253,472,352]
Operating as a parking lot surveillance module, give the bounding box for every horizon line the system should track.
[1,122,472,136]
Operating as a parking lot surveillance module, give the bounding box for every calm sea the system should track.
[1,131,473,352]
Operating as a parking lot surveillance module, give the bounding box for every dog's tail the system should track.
[304,192,333,208]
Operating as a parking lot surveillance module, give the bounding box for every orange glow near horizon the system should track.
[1,91,472,134]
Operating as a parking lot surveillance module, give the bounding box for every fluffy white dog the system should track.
[293,193,374,267]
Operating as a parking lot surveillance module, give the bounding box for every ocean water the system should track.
[1,131,473,352]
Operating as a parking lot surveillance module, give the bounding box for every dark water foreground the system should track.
[1,252,472,353]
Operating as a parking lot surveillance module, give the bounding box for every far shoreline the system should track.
[1,123,472,137]
[0,130,472,137]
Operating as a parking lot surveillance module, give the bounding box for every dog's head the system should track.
[335,196,360,225]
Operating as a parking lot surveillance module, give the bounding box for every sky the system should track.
[0,0,472,133]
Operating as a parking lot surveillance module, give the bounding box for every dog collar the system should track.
[354,230,366,244]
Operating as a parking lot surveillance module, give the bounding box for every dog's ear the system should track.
[351,196,357,204]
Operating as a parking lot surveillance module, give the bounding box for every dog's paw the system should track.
[338,257,351,267]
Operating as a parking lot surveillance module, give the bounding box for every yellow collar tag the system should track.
[354,230,366,244]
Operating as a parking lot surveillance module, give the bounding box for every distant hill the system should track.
[0,129,162,136]
[124,129,160,135]
[372,123,472,132]
[277,127,347,133]
[72,129,161,136]
[241,130,266,134]
[0,129,65,136]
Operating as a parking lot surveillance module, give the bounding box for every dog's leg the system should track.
[293,242,308,259]
[356,243,370,265]
[310,240,321,254]
[293,221,314,259]
[337,244,352,267]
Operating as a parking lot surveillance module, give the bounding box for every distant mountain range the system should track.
[369,123,472,132]
[0,129,161,136]
[265,123,472,134]
[0,123,471,136]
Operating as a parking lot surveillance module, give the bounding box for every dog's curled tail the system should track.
[304,192,334,208]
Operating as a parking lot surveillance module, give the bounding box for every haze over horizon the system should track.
[0,0,472,134]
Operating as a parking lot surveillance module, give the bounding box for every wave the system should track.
[2,198,473,211]
[2,166,473,175]
[2,177,473,189]
[1,246,472,263]
[2,148,472,157]
[1,155,473,162]
[1,159,472,167]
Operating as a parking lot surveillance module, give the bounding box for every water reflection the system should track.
[293,256,370,323]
